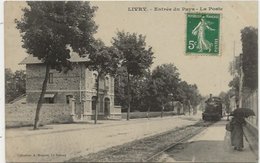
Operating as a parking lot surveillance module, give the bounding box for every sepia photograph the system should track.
[4,1,258,162]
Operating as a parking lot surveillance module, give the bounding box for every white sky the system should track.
[4,1,258,96]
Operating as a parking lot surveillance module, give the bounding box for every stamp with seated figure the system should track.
[186,13,220,55]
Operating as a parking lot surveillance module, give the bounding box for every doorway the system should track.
[104,97,110,116]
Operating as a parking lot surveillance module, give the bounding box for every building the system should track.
[20,52,121,122]
[166,101,184,115]
[173,101,184,115]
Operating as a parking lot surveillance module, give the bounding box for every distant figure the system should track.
[230,116,246,151]
[192,16,215,52]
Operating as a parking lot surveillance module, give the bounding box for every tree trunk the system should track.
[188,100,191,116]
[33,64,50,130]
[127,73,131,120]
[172,100,174,116]
[94,74,100,124]
[147,105,150,119]
[161,104,164,118]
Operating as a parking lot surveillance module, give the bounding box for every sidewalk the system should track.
[179,120,258,162]
[6,114,201,162]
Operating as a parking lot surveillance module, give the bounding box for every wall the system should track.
[5,103,72,128]
[85,69,114,94]
[26,63,86,104]
[242,89,258,127]
[241,88,258,156]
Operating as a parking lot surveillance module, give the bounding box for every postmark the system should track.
[186,13,220,55]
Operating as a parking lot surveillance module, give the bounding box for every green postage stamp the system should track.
[186,13,220,55]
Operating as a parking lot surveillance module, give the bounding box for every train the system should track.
[202,96,223,121]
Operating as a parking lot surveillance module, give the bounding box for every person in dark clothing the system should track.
[230,116,246,151]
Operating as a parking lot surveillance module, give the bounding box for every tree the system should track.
[219,91,232,114]
[114,67,128,111]
[16,1,98,129]
[228,76,240,97]
[241,27,258,90]
[87,40,121,124]
[114,68,154,114]
[5,69,26,103]
[5,68,15,103]
[112,31,154,120]
[144,72,158,117]
[114,68,151,112]
[129,76,144,112]
[129,71,153,112]
[14,70,26,95]
[185,84,202,114]
[186,84,201,108]
[151,64,181,117]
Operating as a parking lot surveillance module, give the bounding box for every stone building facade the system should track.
[20,53,121,122]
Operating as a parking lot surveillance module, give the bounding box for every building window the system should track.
[105,77,109,90]
[66,95,73,104]
[92,96,97,110]
[49,73,53,84]
[93,73,97,88]
[44,97,54,104]
[44,93,55,104]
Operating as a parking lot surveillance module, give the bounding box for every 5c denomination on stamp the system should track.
[186,13,220,55]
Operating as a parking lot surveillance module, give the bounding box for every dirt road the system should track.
[6,115,200,162]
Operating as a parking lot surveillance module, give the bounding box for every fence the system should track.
[121,111,177,119]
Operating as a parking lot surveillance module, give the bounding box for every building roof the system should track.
[19,51,89,65]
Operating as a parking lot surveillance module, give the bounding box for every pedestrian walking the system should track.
[230,116,246,151]
[229,107,255,151]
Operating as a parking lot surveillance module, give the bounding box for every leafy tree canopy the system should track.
[228,76,239,95]
[112,31,154,76]
[16,1,98,71]
[5,68,26,103]
[88,40,121,76]
[241,27,258,90]
[151,64,181,104]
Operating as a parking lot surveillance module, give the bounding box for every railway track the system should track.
[143,121,213,162]
[67,120,215,162]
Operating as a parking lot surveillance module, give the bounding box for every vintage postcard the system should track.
[4,1,258,162]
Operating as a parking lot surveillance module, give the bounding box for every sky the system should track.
[4,1,258,96]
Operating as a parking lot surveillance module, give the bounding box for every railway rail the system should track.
[143,121,213,162]
[67,120,215,162]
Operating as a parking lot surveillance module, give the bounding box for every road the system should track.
[156,120,258,162]
[6,115,200,162]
